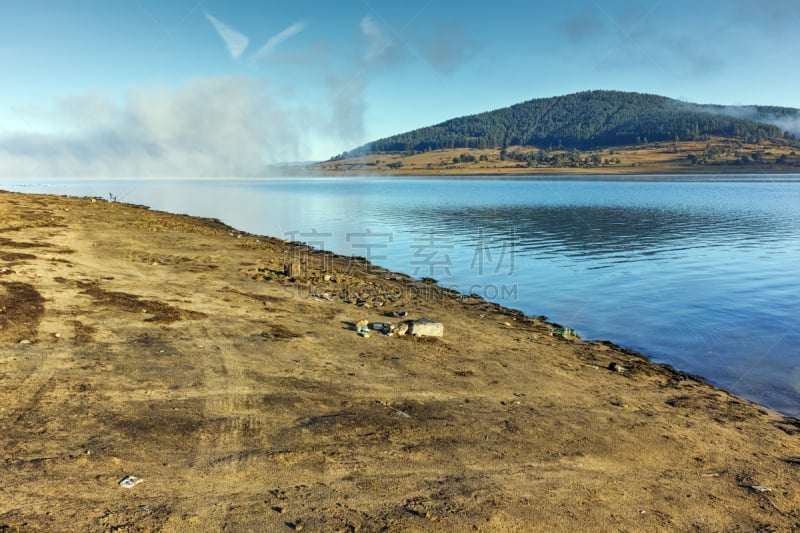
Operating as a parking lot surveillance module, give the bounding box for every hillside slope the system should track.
[336,90,799,157]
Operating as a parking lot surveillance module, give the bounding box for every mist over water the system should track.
[6,176,800,416]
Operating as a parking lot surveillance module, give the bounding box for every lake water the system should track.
[5,176,800,417]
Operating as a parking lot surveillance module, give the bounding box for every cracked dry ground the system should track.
[1,189,800,532]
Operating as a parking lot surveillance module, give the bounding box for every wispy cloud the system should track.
[700,105,800,136]
[556,1,731,78]
[731,0,800,28]
[358,13,477,73]
[420,20,477,74]
[560,11,606,44]
[360,15,394,63]
[326,76,366,145]
[1,11,491,179]
[204,11,249,60]
[0,77,321,178]
[253,22,307,60]
[204,11,305,62]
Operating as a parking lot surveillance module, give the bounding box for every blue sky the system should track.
[1,0,799,177]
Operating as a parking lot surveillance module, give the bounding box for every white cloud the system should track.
[704,105,800,136]
[205,11,249,60]
[0,12,488,180]
[326,76,366,145]
[252,22,307,60]
[204,11,306,63]
[0,77,320,178]
[360,15,393,63]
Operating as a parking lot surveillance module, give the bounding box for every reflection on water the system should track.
[5,177,800,417]
[382,203,787,261]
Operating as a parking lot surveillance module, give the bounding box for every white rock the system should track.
[408,319,444,337]
[119,475,143,488]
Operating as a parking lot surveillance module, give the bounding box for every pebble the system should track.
[119,475,143,488]
[609,362,626,373]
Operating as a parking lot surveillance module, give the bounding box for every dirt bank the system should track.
[1,189,799,532]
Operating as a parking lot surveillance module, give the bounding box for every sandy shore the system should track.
[2,189,800,532]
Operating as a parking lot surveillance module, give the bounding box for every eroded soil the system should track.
[1,190,800,532]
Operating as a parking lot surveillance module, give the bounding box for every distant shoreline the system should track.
[310,168,800,179]
[312,164,800,178]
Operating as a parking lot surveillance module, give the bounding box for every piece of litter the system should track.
[119,475,143,488]
[407,319,444,337]
[356,318,370,336]
[749,485,773,493]
[552,327,579,338]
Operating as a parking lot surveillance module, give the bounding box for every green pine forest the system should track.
[334,91,799,159]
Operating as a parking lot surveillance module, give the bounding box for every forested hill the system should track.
[337,91,799,157]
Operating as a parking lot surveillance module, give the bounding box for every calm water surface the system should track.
[6,176,800,416]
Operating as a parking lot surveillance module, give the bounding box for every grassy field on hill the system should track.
[317,137,800,176]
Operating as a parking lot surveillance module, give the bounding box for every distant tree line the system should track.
[332,91,798,160]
